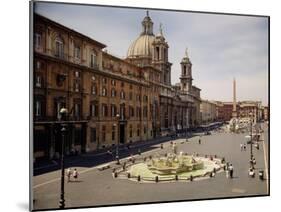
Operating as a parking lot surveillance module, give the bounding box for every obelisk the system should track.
[232,78,237,118]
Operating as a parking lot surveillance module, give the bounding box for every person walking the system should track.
[198,137,201,145]
[243,143,247,151]
[73,168,79,182]
[229,164,234,178]
[240,143,243,151]
[66,168,72,182]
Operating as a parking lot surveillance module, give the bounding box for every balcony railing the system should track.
[50,49,68,60]
[90,62,99,70]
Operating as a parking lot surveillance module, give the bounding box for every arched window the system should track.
[90,50,97,68]
[102,87,107,96]
[55,36,64,58]
[183,65,187,75]
[111,88,116,97]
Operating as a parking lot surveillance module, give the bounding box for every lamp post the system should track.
[116,113,120,165]
[249,112,254,169]
[59,107,68,209]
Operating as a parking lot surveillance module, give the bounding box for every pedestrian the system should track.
[66,168,72,182]
[243,143,247,151]
[248,168,255,178]
[240,143,243,151]
[256,143,260,150]
[229,164,234,178]
[198,138,201,144]
[252,157,256,165]
[73,168,79,181]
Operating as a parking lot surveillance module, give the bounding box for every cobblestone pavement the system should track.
[33,124,268,210]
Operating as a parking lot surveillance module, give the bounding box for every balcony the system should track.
[50,49,68,61]
[90,62,99,70]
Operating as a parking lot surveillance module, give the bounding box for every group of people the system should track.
[225,163,234,178]
[66,168,79,182]
[240,143,247,151]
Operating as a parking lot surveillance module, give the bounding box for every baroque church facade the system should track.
[33,12,201,159]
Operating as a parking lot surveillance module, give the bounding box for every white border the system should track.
[1,0,279,212]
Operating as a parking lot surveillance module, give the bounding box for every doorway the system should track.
[120,124,125,144]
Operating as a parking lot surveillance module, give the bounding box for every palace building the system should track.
[33,12,201,160]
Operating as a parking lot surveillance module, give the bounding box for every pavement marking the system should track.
[262,130,269,193]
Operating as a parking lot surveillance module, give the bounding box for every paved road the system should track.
[33,125,268,210]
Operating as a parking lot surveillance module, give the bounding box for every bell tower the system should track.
[152,23,171,85]
[180,48,192,93]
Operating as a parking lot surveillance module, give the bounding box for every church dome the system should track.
[127,11,156,58]
[127,34,155,58]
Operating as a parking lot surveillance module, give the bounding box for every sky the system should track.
[34,2,269,105]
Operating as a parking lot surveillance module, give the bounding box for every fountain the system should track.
[147,153,204,175]
[112,142,224,183]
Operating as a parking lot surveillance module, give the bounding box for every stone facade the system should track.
[200,100,218,124]
[33,13,201,159]
[215,101,262,123]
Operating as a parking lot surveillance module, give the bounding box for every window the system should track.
[55,101,65,120]
[129,106,134,118]
[129,84,133,89]
[120,90,125,99]
[90,51,97,68]
[129,92,133,100]
[74,82,80,92]
[111,88,116,97]
[143,95,148,102]
[35,100,41,117]
[102,78,107,84]
[34,33,42,49]
[183,65,187,75]
[35,75,42,87]
[90,104,98,117]
[143,106,148,118]
[74,103,81,118]
[55,36,64,58]
[90,128,96,143]
[102,87,107,96]
[111,105,116,117]
[156,47,160,60]
[136,107,141,118]
[120,104,125,120]
[75,71,80,78]
[92,84,97,95]
[144,126,147,134]
[136,94,141,101]
[111,79,116,86]
[102,104,108,117]
[74,46,81,59]
[121,82,124,87]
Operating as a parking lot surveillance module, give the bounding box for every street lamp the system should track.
[59,107,68,209]
[116,113,120,165]
[249,112,254,169]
